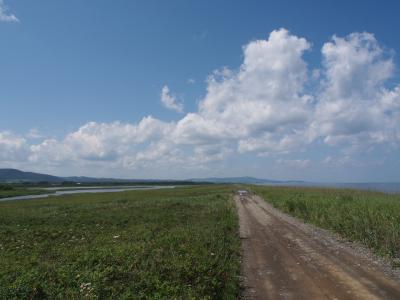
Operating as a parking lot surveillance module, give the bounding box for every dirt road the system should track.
[236,193,400,300]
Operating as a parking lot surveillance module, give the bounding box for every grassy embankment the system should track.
[0,185,240,299]
[252,185,400,266]
[0,184,49,199]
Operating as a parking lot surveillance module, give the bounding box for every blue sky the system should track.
[1,0,400,181]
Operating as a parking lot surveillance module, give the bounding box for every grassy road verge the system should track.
[253,185,400,266]
[0,185,240,299]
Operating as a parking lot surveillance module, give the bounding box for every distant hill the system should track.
[0,168,64,183]
[0,169,193,185]
[64,176,193,185]
[1,169,398,193]
[0,169,298,185]
[64,176,141,183]
[189,176,305,184]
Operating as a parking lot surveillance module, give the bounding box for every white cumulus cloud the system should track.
[311,32,400,152]
[0,0,18,22]
[1,28,400,177]
[277,159,311,168]
[175,28,313,152]
[161,85,184,113]
[0,132,28,161]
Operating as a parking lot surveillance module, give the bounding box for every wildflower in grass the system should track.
[80,282,94,296]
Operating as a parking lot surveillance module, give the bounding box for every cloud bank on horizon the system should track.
[1,29,400,178]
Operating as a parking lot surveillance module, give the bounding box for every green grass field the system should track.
[0,184,49,199]
[252,185,400,265]
[0,185,240,299]
[4,182,399,299]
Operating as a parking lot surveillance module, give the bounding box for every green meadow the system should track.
[252,185,400,265]
[0,184,49,199]
[0,185,240,299]
[2,183,400,299]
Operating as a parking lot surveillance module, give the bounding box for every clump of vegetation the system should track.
[0,184,14,191]
[252,186,400,265]
[0,185,240,299]
[0,185,48,199]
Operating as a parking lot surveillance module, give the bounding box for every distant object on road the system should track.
[238,190,248,196]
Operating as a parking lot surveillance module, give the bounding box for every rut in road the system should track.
[236,193,400,300]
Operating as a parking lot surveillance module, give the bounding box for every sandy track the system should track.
[235,193,400,300]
